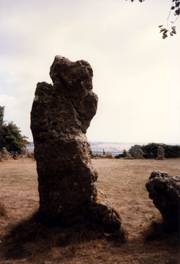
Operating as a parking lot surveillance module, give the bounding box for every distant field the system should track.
[0,158,180,263]
[26,143,34,153]
[27,142,146,155]
[90,142,137,154]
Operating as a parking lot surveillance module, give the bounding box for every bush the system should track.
[0,122,29,152]
[162,144,180,158]
[115,154,124,159]
[115,150,126,159]
[0,106,29,152]
[128,145,142,156]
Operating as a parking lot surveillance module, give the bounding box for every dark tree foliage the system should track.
[141,143,158,159]
[115,149,127,159]
[163,144,180,158]
[115,154,124,159]
[127,0,180,38]
[127,143,180,158]
[1,122,30,152]
[141,143,180,158]
[0,106,4,124]
[0,106,30,152]
[128,144,142,156]
[0,106,4,150]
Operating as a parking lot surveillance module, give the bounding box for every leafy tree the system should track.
[127,0,180,38]
[163,144,180,158]
[0,106,30,152]
[0,106,4,150]
[128,144,142,156]
[1,122,30,152]
[141,143,159,159]
[0,106,4,124]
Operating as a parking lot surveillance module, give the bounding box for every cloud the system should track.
[0,0,180,143]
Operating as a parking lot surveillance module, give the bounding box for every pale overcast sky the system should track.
[0,0,180,144]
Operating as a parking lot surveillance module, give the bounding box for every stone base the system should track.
[38,190,121,233]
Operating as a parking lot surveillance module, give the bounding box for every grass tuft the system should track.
[143,219,180,247]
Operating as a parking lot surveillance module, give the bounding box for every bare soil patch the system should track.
[0,158,180,263]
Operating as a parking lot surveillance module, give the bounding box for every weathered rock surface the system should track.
[13,151,19,160]
[133,149,144,159]
[0,147,11,159]
[146,171,180,231]
[28,152,34,159]
[31,56,121,232]
[19,147,29,158]
[156,146,165,160]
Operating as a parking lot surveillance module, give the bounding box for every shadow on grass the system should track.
[143,219,180,248]
[1,210,127,260]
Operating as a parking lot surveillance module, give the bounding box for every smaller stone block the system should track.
[133,149,144,159]
[146,170,180,231]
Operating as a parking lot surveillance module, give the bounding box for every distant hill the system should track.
[27,141,179,156]
[27,142,143,155]
[89,142,142,155]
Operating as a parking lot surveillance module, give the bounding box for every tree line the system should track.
[128,143,180,158]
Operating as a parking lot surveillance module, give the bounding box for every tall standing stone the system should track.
[156,146,165,160]
[31,56,121,232]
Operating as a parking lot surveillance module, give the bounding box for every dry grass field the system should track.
[0,158,180,263]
